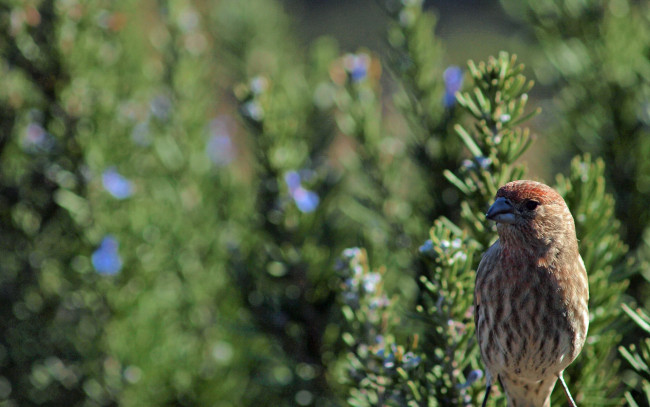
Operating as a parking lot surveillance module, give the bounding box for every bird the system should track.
[474,180,589,407]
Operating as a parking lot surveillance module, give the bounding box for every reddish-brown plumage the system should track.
[475,180,589,407]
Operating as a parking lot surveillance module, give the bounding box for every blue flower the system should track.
[475,156,492,170]
[443,66,463,108]
[418,239,434,254]
[284,171,301,191]
[206,118,235,166]
[207,134,234,166]
[292,187,320,213]
[284,171,319,213]
[344,53,370,82]
[92,236,123,275]
[102,168,133,199]
[375,348,396,369]
[462,159,475,170]
[467,369,483,383]
[456,369,483,389]
[463,156,492,171]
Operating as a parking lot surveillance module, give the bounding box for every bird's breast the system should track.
[477,263,585,381]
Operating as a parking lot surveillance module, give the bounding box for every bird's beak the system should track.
[486,197,516,224]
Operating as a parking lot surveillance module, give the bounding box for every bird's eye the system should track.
[525,200,539,210]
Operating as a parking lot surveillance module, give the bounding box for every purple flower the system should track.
[284,171,301,191]
[344,53,370,82]
[443,66,463,108]
[92,236,122,275]
[206,118,235,166]
[22,123,55,152]
[284,171,319,213]
[102,168,133,199]
[207,135,234,166]
[292,187,320,213]
[456,369,483,389]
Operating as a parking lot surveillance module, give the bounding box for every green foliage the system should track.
[229,30,344,405]
[337,248,418,406]
[501,0,650,265]
[0,0,645,406]
[331,0,467,268]
[384,0,464,224]
[0,1,109,405]
[330,50,399,251]
[620,304,650,406]
[414,223,482,406]
[58,0,257,404]
[333,52,519,406]
[336,49,631,406]
[445,52,537,247]
[554,155,630,405]
[386,0,446,134]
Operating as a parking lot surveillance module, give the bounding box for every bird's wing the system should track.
[474,242,501,370]
[475,242,501,391]
[578,254,589,301]
[474,241,500,326]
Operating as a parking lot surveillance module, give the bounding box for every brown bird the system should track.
[475,180,589,407]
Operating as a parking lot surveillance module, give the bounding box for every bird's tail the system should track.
[501,375,557,407]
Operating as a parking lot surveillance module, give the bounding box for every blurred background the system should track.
[285,0,528,58]
[1,0,649,406]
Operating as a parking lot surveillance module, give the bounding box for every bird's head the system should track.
[486,180,577,249]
